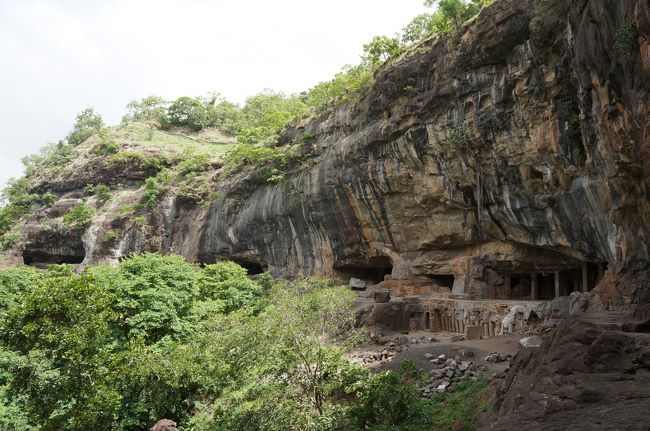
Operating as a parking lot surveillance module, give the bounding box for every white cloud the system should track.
[0,0,428,191]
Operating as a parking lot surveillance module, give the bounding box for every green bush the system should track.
[123,96,171,128]
[63,203,95,227]
[168,97,210,131]
[40,192,56,206]
[177,176,210,203]
[304,64,374,114]
[103,230,119,243]
[66,107,104,147]
[237,90,307,145]
[362,35,404,66]
[613,20,638,58]
[0,178,39,236]
[176,151,211,176]
[199,261,262,313]
[0,232,19,251]
[143,177,162,206]
[110,151,165,172]
[222,143,305,183]
[441,123,472,156]
[21,141,73,175]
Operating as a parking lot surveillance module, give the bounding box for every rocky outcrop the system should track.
[483,315,650,430]
[12,0,650,309]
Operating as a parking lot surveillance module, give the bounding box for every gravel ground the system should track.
[351,330,526,376]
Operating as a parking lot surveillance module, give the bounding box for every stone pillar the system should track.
[530,273,538,300]
[554,271,561,298]
[582,263,588,293]
[503,271,511,299]
[597,263,604,281]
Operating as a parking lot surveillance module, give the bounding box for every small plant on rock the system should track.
[63,203,95,228]
[613,20,638,59]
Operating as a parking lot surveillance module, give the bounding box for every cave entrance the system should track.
[507,274,531,299]
[23,250,85,268]
[335,256,393,284]
[231,260,267,275]
[427,274,455,288]
[534,273,556,300]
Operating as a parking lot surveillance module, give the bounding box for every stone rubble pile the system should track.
[484,352,511,363]
[349,349,397,366]
[418,354,487,397]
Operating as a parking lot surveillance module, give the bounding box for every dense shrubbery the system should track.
[221,143,306,183]
[0,255,488,430]
[0,178,39,244]
[62,203,95,227]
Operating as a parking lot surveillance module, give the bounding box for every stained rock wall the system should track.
[13,0,650,310]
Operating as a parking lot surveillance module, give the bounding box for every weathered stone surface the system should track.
[483,318,650,430]
[518,335,543,348]
[349,278,366,290]
[149,419,178,431]
[465,325,483,340]
[373,289,391,303]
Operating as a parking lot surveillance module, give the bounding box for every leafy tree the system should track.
[199,261,262,313]
[114,253,199,343]
[66,107,104,147]
[304,64,374,114]
[123,96,171,128]
[0,178,39,237]
[168,96,210,131]
[0,267,122,430]
[203,92,242,135]
[362,35,404,65]
[401,13,437,43]
[238,90,307,145]
[424,0,492,32]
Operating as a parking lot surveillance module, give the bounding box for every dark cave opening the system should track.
[23,251,85,268]
[233,260,267,275]
[427,274,455,288]
[335,256,393,284]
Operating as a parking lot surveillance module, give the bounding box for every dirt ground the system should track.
[351,330,526,376]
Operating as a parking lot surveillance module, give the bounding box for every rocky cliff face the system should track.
[9,0,650,309]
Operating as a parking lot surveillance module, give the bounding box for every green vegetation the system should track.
[441,123,473,156]
[567,113,582,140]
[0,232,19,251]
[122,96,171,128]
[304,64,375,114]
[0,256,489,430]
[66,107,105,147]
[613,20,638,59]
[63,203,95,227]
[143,177,163,206]
[85,183,112,202]
[222,143,307,183]
[0,178,39,239]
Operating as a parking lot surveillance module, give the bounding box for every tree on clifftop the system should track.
[65,106,104,146]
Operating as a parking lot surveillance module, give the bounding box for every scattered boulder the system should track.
[518,335,543,348]
[484,352,507,363]
[450,334,465,342]
[150,420,178,431]
[349,278,366,290]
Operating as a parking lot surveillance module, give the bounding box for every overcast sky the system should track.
[0,0,429,191]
